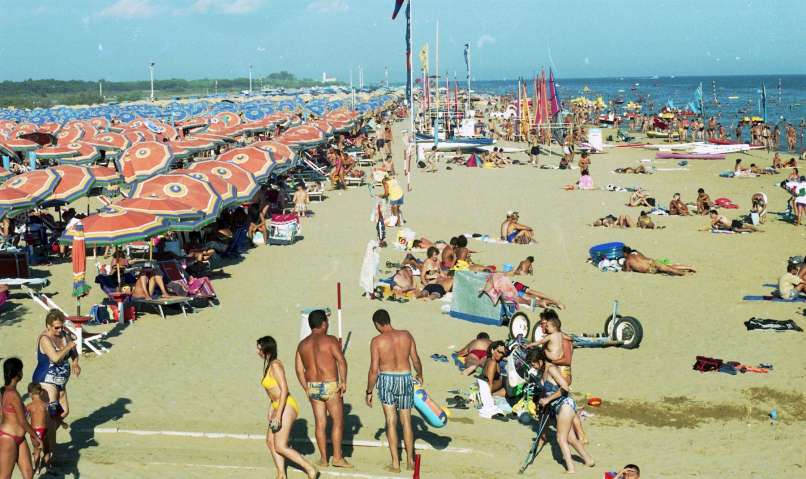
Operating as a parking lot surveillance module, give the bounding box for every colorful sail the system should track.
[392,0,405,19]
[548,69,561,117]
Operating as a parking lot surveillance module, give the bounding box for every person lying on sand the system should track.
[622,245,696,276]
[512,281,565,309]
[416,271,454,300]
[614,165,650,174]
[454,332,492,376]
[708,209,760,233]
[668,193,690,216]
[593,212,660,229]
[390,265,418,300]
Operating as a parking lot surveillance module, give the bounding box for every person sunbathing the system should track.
[749,163,774,175]
[513,281,565,309]
[622,245,696,276]
[389,265,418,300]
[614,165,649,174]
[416,271,454,300]
[593,214,635,228]
[420,247,441,286]
[696,188,712,215]
[503,212,534,244]
[708,209,760,233]
[625,189,655,207]
[636,211,662,229]
[454,332,492,376]
[132,265,171,299]
[483,341,508,397]
[668,193,690,216]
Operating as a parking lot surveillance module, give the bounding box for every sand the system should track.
[2,121,805,478]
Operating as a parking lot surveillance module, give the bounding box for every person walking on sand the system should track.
[365,309,423,473]
[257,336,319,479]
[294,310,351,469]
[1,358,42,479]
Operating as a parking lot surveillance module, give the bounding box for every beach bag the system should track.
[252,232,265,246]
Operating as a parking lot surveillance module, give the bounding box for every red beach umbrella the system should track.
[59,142,101,165]
[86,132,130,151]
[49,165,95,203]
[186,160,257,203]
[277,125,327,149]
[130,174,221,218]
[60,207,169,246]
[114,194,202,220]
[3,137,40,152]
[251,140,296,166]
[35,145,80,160]
[89,166,121,186]
[218,146,274,181]
[117,141,173,184]
[56,123,85,145]
[172,168,238,206]
[1,169,61,205]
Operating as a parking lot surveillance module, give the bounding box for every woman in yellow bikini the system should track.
[257,336,319,479]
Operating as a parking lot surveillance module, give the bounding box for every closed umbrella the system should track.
[70,221,91,312]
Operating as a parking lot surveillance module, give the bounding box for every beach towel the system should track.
[449,271,504,326]
[742,295,806,303]
[744,318,802,332]
[483,273,520,305]
[359,240,380,296]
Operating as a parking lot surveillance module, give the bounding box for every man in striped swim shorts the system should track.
[365,309,423,474]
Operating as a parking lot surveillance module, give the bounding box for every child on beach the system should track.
[293,184,309,220]
[26,383,49,472]
[525,316,565,365]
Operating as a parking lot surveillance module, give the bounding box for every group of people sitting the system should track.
[453,310,594,473]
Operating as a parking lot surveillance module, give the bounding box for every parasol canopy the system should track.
[277,124,327,149]
[48,165,95,203]
[218,146,274,182]
[60,206,169,246]
[186,160,257,203]
[114,194,202,220]
[130,174,222,218]
[0,169,61,208]
[89,166,122,186]
[117,141,173,184]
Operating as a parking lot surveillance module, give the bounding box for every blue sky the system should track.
[0,0,803,83]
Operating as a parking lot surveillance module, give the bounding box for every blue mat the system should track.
[742,295,806,303]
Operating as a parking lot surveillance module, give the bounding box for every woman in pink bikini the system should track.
[1,358,42,479]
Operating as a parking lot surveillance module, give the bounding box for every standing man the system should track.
[295,310,351,468]
[383,122,393,159]
[365,309,423,473]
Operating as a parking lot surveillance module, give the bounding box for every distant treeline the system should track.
[0,71,326,109]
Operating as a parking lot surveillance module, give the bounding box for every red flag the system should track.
[392,0,405,19]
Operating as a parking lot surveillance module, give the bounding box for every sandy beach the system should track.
[3,119,806,478]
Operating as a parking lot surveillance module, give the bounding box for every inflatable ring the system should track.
[587,397,602,407]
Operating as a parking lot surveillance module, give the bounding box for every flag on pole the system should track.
[548,69,561,117]
[761,82,767,122]
[419,43,429,73]
[392,0,405,19]
[463,43,470,73]
[404,1,411,103]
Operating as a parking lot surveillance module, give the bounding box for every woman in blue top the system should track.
[32,310,80,458]
[529,349,593,474]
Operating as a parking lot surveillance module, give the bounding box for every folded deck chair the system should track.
[23,286,109,356]
[159,259,217,306]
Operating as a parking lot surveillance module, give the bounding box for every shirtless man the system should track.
[622,245,696,276]
[578,151,591,171]
[390,265,418,299]
[708,209,759,233]
[503,212,534,244]
[668,193,690,216]
[366,309,423,473]
[513,256,534,275]
[441,238,457,270]
[383,123,393,158]
[454,332,492,376]
[695,188,712,215]
[294,310,351,468]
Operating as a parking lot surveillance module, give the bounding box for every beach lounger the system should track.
[159,259,217,306]
[0,277,49,289]
[344,173,366,187]
[306,182,325,202]
[23,286,109,356]
[131,296,191,319]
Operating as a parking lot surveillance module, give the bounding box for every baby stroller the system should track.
[268,213,300,245]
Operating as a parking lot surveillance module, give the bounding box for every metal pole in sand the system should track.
[336,282,343,344]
